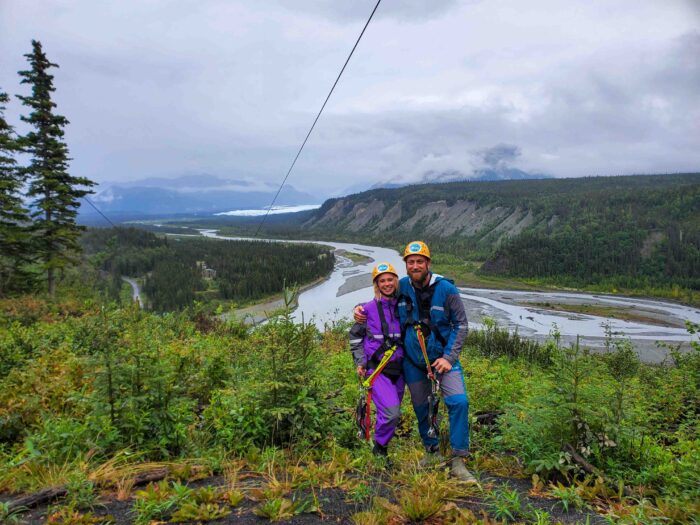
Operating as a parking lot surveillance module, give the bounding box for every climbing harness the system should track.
[401,278,447,438]
[356,344,397,440]
[355,298,401,441]
[355,384,369,440]
[398,282,443,439]
[415,325,441,439]
[370,298,402,379]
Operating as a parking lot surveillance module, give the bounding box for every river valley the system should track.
[200,230,700,362]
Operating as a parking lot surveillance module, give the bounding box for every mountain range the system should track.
[367,167,551,190]
[79,167,551,221]
[79,174,319,220]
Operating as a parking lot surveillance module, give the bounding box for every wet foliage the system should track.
[0,292,698,523]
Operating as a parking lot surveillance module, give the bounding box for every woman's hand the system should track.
[356,365,366,378]
[353,305,367,323]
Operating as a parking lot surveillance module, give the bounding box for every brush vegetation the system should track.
[0,275,698,523]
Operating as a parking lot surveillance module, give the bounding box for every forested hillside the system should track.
[297,174,700,295]
[82,228,334,311]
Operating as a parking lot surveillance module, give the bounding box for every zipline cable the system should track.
[83,195,117,227]
[254,0,383,237]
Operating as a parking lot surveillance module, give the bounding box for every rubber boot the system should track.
[449,456,477,483]
[418,445,445,468]
[373,442,393,468]
[372,442,388,457]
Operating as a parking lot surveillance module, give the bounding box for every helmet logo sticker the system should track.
[409,243,421,252]
[378,264,388,272]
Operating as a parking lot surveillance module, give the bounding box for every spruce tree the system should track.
[0,88,32,296]
[17,40,95,296]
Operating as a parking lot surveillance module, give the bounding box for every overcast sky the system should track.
[1,0,699,197]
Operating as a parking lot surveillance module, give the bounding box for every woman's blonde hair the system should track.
[373,274,398,299]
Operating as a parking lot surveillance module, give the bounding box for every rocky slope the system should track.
[301,174,700,288]
[305,174,697,242]
[308,196,539,244]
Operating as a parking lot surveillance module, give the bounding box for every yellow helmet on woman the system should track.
[372,262,399,281]
[403,240,431,260]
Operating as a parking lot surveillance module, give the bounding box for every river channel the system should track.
[200,230,700,363]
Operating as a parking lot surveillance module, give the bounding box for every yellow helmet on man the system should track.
[403,240,431,260]
[372,262,399,281]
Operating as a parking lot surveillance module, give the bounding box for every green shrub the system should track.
[21,415,118,465]
[499,339,611,477]
[466,317,555,366]
[486,483,524,521]
[205,290,330,448]
[463,355,544,412]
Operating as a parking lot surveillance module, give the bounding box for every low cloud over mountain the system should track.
[368,143,550,190]
[81,174,318,219]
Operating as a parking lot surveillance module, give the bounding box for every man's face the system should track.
[405,255,431,285]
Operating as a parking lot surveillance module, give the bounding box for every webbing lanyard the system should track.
[359,345,396,441]
[414,325,435,381]
[363,345,396,388]
[415,324,441,439]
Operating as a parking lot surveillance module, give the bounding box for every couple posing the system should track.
[349,241,475,482]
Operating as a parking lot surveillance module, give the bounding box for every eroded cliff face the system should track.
[301,174,699,289]
[304,197,536,244]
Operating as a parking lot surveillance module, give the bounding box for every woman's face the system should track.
[376,274,397,297]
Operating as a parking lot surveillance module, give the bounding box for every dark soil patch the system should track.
[481,475,608,525]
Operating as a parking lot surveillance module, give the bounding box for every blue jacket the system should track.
[397,273,468,368]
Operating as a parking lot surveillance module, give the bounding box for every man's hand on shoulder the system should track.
[353,305,367,324]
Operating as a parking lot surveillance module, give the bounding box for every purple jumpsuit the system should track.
[349,297,405,446]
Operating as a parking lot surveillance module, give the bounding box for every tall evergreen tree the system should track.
[17,40,95,296]
[0,88,32,296]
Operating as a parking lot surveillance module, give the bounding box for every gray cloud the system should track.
[261,0,464,22]
[478,144,521,169]
[0,0,698,198]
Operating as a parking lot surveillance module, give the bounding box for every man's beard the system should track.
[410,270,428,286]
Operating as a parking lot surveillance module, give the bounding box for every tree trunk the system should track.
[7,467,170,512]
[46,202,55,297]
[7,487,67,512]
[47,267,55,297]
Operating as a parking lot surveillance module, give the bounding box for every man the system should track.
[355,241,475,482]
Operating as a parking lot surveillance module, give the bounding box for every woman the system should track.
[349,262,405,457]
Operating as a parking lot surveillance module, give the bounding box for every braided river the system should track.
[201,230,700,362]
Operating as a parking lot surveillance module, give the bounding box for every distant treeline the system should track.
[205,174,700,293]
[314,173,700,225]
[482,179,700,290]
[82,228,334,311]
